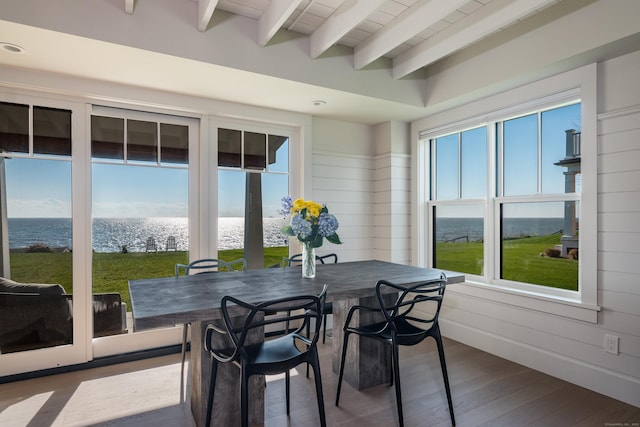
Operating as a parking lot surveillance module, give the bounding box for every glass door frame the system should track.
[0,90,305,376]
[207,117,302,260]
[90,106,201,359]
[0,92,90,376]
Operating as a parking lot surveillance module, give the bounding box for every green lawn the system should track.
[501,234,578,290]
[10,247,289,311]
[9,235,578,313]
[435,233,578,291]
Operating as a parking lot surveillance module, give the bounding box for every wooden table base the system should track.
[190,319,264,427]
[331,294,395,390]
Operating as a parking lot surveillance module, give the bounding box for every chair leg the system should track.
[306,321,311,378]
[391,341,404,427]
[181,323,189,387]
[285,370,291,415]
[310,350,327,427]
[322,314,327,344]
[389,349,394,387]
[335,331,351,406]
[240,368,249,427]
[205,357,218,427]
[434,332,456,426]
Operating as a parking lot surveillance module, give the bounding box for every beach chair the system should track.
[145,237,157,252]
[166,236,177,251]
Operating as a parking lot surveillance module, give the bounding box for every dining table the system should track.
[128,260,464,426]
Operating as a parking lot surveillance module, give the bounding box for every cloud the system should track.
[8,198,71,218]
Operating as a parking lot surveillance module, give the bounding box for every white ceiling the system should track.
[209,0,559,78]
[0,0,566,124]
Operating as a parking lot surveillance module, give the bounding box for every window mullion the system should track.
[28,104,34,156]
[430,139,436,200]
[486,124,496,282]
[265,133,270,171]
[457,133,462,199]
[240,131,245,169]
[537,111,542,194]
[496,122,503,197]
[156,122,161,166]
[123,119,129,164]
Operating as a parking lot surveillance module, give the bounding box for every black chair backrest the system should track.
[175,258,246,276]
[282,253,303,267]
[283,253,338,267]
[316,253,338,264]
[210,285,327,361]
[375,274,447,334]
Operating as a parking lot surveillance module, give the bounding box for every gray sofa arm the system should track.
[93,293,128,337]
[0,292,73,353]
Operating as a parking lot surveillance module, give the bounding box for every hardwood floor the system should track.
[1,337,638,426]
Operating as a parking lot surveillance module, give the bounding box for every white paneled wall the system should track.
[595,51,640,403]
[372,122,412,263]
[310,118,413,264]
[311,117,375,261]
[434,51,640,408]
[311,150,374,261]
[373,153,411,263]
[597,104,640,374]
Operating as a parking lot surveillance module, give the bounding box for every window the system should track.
[427,102,581,293]
[0,101,74,353]
[216,127,289,269]
[91,115,188,165]
[431,127,487,276]
[91,109,192,335]
[498,103,581,291]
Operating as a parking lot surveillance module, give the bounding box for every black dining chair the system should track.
[281,253,303,267]
[335,274,455,427]
[284,252,338,344]
[203,285,328,427]
[175,258,247,391]
[313,253,337,343]
[283,252,338,375]
[175,257,246,276]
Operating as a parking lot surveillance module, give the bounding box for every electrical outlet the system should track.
[604,334,619,355]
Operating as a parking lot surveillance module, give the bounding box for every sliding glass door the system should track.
[0,95,89,375]
[0,92,301,376]
[90,107,199,357]
[214,121,291,270]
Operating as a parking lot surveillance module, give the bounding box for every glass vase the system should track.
[302,243,316,278]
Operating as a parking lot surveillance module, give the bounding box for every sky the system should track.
[434,102,581,218]
[4,159,287,219]
[4,104,578,219]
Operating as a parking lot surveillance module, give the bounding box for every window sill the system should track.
[447,279,600,323]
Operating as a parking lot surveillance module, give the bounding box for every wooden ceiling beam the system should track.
[258,0,303,47]
[197,0,219,32]
[309,0,385,59]
[392,0,558,78]
[354,0,468,70]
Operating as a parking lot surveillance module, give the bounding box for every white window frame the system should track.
[89,105,201,358]
[0,92,91,375]
[207,116,300,259]
[413,64,599,323]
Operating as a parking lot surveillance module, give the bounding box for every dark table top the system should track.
[128,260,464,331]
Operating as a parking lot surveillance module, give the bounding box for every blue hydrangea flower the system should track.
[318,213,339,237]
[290,214,312,239]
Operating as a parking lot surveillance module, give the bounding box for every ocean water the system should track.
[435,217,565,242]
[8,217,288,253]
[7,216,565,252]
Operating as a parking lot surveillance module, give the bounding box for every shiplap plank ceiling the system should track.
[188,0,560,78]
